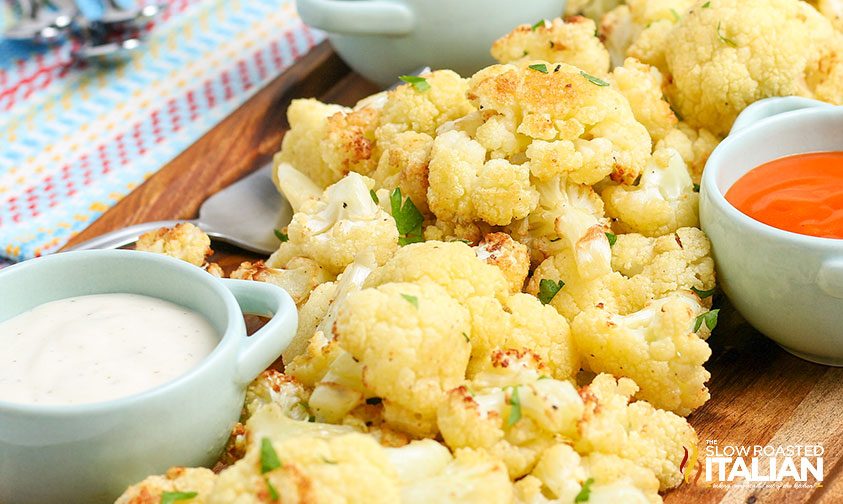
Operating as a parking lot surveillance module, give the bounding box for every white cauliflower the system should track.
[602,147,699,237]
[135,222,221,275]
[576,374,698,491]
[437,350,585,478]
[572,292,713,415]
[491,16,611,77]
[230,257,333,306]
[655,123,720,183]
[267,171,399,275]
[335,281,472,437]
[611,58,678,143]
[526,227,715,321]
[473,232,531,293]
[600,0,693,70]
[116,467,217,504]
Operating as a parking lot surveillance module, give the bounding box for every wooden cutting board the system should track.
[63,42,843,504]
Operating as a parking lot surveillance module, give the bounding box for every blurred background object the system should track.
[296,0,567,87]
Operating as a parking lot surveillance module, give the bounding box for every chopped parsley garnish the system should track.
[321,456,338,464]
[670,8,681,21]
[691,286,716,299]
[274,229,288,242]
[399,75,431,92]
[538,375,551,380]
[369,189,379,203]
[693,183,701,192]
[580,71,609,87]
[260,437,282,473]
[605,232,617,246]
[529,63,549,74]
[538,279,564,305]
[462,332,470,343]
[670,104,684,121]
[694,309,720,332]
[401,293,419,308]
[717,22,737,47]
[702,1,711,8]
[531,19,547,31]
[575,478,595,503]
[366,397,383,405]
[265,477,279,501]
[390,188,424,246]
[507,386,522,426]
[161,492,198,504]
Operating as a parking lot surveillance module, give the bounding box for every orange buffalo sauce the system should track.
[725,152,843,239]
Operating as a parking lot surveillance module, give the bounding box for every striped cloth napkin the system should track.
[0,0,322,266]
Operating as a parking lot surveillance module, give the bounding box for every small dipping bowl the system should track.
[0,250,298,503]
[700,97,843,365]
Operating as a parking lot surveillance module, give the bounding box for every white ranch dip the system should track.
[0,293,219,405]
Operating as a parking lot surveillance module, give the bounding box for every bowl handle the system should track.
[730,97,830,134]
[818,259,843,300]
[221,279,299,385]
[296,0,414,36]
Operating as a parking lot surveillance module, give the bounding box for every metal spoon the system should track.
[66,162,293,254]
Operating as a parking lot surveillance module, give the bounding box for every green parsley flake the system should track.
[399,75,431,92]
[321,456,338,464]
[717,21,737,47]
[693,183,701,193]
[575,478,595,503]
[670,8,681,21]
[538,279,565,305]
[463,332,470,343]
[390,188,424,246]
[702,1,711,7]
[507,386,522,426]
[260,437,282,473]
[265,477,279,501]
[538,375,551,380]
[694,309,720,332]
[531,19,546,31]
[580,71,609,87]
[369,189,379,204]
[691,286,716,299]
[160,491,198,504]
[529,63,549,74]
[401,293,419,308]
[366,397,383,405]
[274,229,288,242]
[605,232,617,247]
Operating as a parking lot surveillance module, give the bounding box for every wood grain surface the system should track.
[62,42,843,504]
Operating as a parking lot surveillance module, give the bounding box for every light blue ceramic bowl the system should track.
[0,250,298,504]
[700,97,843,365]
[297,0,568,87]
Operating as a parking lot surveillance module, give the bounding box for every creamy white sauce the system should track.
[0,293,219,405]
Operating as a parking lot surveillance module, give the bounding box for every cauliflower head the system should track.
[231,258,333,307]
[437,350,585,478]
[602,147,699,237]
[572,293,713,416]
[473,232,531,293]
[491,16,611,77]
[576,374,698,491]
[611,57,678,143]
[135,222,214,269]
[665,0,837,135]
[268,172,398,275]
[116,467,217,504]
[335,281,472,437]
[528,227,715,321]
[655,122,720,183]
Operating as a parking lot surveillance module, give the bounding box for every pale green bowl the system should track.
[0,250,298,504]
[700,97,843,365]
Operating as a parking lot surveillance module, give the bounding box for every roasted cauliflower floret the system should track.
[209,406,400,504]
[427,129,538,226]
[389,441,514,504]
[514,444,662,504]
[655,122,720,183]
[611,58,677,143]
[231,257,333,306]
[665,0,838,135]
[466,295,579,380]
[572,293,712,415]
[576,374,698,491]
[364,241,511,303]
[135,222,219,274]
[491,16,611,77]
[474,232,531,293]
[243,370,313,422]
[268,172,398,275]
[565,0,625,20]
[527,227,715,321]
[116,467,217,504]
[369,131,434,215]
[437,350,585,478]
[602,147,699,237]
[336,282,472,437]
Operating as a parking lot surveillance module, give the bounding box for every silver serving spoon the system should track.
[67,162,293,254]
